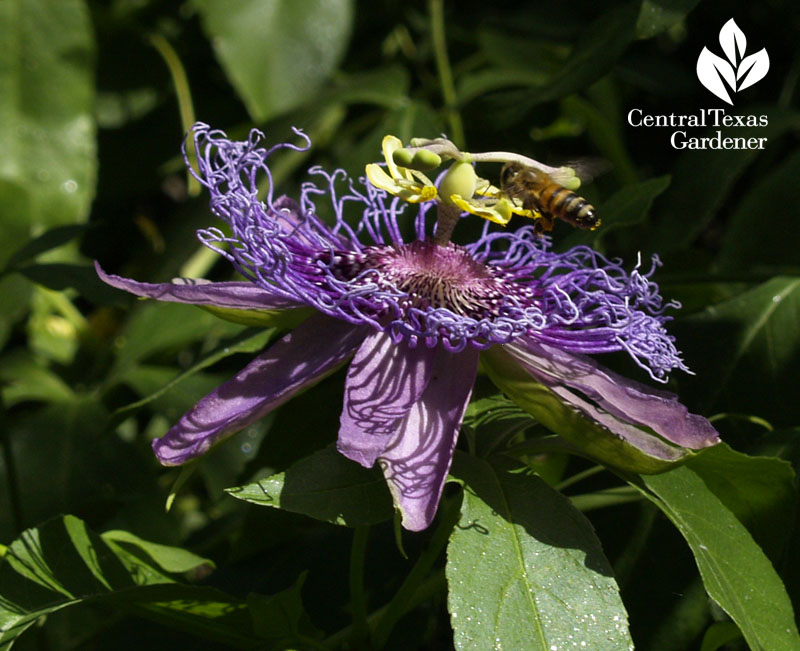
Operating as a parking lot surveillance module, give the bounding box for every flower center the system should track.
[319,240,535,319]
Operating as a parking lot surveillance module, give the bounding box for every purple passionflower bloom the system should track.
[97,124,720,531]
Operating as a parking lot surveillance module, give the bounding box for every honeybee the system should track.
[500,162,601,234]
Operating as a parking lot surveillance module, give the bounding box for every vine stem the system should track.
[429,0,465,149]
[370,494,461,648]
[349,526,370,647]
[0,397,23,534]
[147,33,201,197]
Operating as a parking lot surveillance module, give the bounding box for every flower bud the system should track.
[439,161,476,205]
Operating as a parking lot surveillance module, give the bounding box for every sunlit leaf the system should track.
[447,454,634,650]
[0,0,96,264]
[634,460,800,651]
[0,516,257,649]
[226,446,393,526]
[194,0,354,122]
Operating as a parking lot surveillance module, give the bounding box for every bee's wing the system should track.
[551,157,611,186]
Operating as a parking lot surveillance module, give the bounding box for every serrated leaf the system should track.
[0,516,256,649]
[226,446,393,526]
[194,0,354,122]
[447,454,633,650]
[634,461,800,651]
[0,0,96,264]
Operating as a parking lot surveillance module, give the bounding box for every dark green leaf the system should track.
[717,150,800,273]
[673,277,800,425]
[4,225,87,271]
[560,175,671,249]
[636,0,701,39]
[110,328,274,422]
[247,572,321,645]
[0,350,75,406]
[0,516,256,649]
[226,446,393,526]
[447,454,633,650]
[194,0,354,122]
[649,108,800,251]
[635,463,800,650]
[16,263,125,305]
[0,0,96,262]
[109,301,245,381]
[685,444,797,562]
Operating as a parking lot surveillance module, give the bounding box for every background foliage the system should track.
[1,0,799,649]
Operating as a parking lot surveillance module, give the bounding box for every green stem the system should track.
[349,526,370,647]
[0,397,23,533]
[555,464,605,491]
[148,33,201,198]
[370,495,460,648]
[323,570,446,649]
[429,0,465,148]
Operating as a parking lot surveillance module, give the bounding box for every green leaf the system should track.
[3,224,86,271]
[672,277,800,425]
[101,530,214,574]
[649,108,800,251]
[636,0,701,39]
[110,327,275,422]
[226,446,393,526]
[0,350,75,406]
[0,516,257,649]
[634,463,800,651]
[17,263,125,306]
[685,444,797,562]
[0,0,96,263]
[481,346,693,473]
[109,301,245,381]
[447,454,634,650]
[717,150,800,273]
[247,572,322,645]
[490,3,640,109]
[560,175,671,249]
[194,0,354,122]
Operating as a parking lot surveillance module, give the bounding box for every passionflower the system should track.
[97,123,720,531]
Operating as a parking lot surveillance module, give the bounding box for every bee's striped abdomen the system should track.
[539,183,599,230]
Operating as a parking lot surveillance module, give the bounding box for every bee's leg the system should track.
[533,215,554,236]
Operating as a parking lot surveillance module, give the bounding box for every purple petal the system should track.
[95,262,302,311]
[504,338,720,450]
[379,347,479,531]
[338,332,436,467]
[153,315,368,465]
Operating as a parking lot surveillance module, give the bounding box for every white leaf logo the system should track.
[696,18,769,104]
